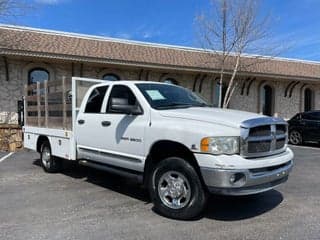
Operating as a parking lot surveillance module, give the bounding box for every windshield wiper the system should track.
[155,102,193,109]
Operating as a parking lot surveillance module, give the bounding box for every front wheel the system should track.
[40,141,62,173]
[148,157,207,220]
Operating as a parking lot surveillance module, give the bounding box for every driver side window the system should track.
[106,85,139,113]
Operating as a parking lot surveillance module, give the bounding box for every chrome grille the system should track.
[240,117,288,158]
[248,140,271,153]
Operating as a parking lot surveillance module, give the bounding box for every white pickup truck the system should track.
[24,77,293,219]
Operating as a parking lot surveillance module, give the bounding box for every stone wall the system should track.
[0,59,24,124]
[229,78,320,120]
[0,124,23,152]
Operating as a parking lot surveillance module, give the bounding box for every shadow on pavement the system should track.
[33,159,150,203]
[33,159,283,221]
[204,190,283,221]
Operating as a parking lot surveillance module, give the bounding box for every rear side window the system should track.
[307,112,320,120]
[85,86,108,113]
[302,112,320,121]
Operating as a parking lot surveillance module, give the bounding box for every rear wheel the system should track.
[289,130,302,145]
[148,157,207,220]
[40,141,62,173]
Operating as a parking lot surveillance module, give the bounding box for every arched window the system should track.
[163,78,178,85]
[213,82,227,107]
[260,84,274,116]
[28,68,49,85]
[102,73,120,81]
[304,88,313,112]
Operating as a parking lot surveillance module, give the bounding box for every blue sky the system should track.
[2,0,320,61]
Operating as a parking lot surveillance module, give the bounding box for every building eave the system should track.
[1,49,320,82]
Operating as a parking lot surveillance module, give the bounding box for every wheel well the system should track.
[37,135,49,153]
[143,140,203,186]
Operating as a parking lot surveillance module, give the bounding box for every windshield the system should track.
[136,83,209,110]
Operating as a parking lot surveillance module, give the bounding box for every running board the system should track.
[78,160,143,183]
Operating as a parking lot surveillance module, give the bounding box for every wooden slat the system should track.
[44,80,48,127]
[39,116,46,127]
[24,85,28,126]
[47,92,63,105]
[47,104,72,111]
[65,117,72,130]
[26,84,38,91]
[25,95,39,101]
[47,116,62,129]
[37,82,41,127]
[46,79,63,88]
[47,92,63,104]
[26,117,38,126]
[26,116,72,130]
[47,79,71,88]
[47,91,63,98]
[27,104,72,112]
[26,105,42,111]
[62,77,67,129]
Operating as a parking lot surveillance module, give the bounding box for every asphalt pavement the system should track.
[0,146,319,240]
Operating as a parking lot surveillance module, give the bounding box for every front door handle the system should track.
[101,121,111,127]
[78,119,85,125]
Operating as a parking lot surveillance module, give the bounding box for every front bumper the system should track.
[201,159,293,196]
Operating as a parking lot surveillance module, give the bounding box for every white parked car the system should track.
[24,77,293,220]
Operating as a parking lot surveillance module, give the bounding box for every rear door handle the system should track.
[78,119,85,125]
[101,121,111,127]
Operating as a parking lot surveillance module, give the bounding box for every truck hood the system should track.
[158,107,263,128]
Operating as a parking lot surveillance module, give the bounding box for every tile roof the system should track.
[0,25,319,80]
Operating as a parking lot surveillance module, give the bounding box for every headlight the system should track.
[200,136,239,155]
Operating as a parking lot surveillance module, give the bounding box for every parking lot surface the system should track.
[0,146,320,240]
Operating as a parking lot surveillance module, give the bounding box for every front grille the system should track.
[276,138,286,150]
[276,125,286,135]
[248,140,271,153]
[249,125,270,137]
[240,117,288,158]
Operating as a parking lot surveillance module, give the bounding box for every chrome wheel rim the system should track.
[157,171,191,209]
[42,146,51,169]
[290,131,301,145]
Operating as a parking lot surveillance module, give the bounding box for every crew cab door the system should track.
[99,84,147,171]
[76,84,148,172]
[75,84,111,156]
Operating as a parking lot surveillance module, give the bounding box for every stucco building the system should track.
[0,25,319,124]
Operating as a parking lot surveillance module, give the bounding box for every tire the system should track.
[289,130,303,145]
[148,157,207,220]
[40,141,62,173]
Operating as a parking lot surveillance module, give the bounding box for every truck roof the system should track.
[93,80,172,87]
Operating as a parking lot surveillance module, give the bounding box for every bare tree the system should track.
[197,0,280,108]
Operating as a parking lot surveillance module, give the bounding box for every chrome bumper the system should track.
[201,160,293,196]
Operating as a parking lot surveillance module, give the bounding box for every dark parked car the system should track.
[288,111,320,145]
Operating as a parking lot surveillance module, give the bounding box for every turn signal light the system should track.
[200,137,210,152]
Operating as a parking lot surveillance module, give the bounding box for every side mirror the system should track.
[110,98,142,115]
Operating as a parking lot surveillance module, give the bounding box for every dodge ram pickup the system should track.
[24,77,293,219]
